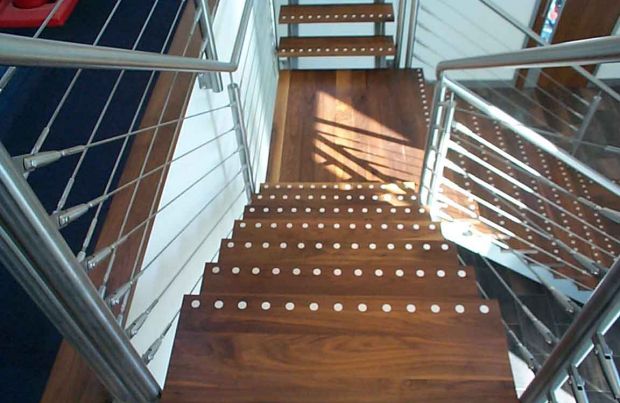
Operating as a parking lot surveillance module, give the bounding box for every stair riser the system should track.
[244,205,431,221]
[202,264,478,298]
[232,220,443,241]
[219,239,456,266]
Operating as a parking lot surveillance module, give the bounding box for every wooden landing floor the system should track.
[267,69,430,183]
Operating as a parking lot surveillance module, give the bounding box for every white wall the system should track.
[125,0,278,386]
[595,17,620,80]
[411,0,539,81]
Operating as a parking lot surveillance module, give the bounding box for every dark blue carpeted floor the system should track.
[0,1,184,401]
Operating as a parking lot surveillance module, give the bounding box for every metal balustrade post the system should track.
[521,257,620,403]
[374,0,387,68]
[196,0,224,92]
[394,0,408,68]
[287,0,299,70]
[404,0,420,69]
[419,75,447,206]
[428,94,455,207]
[228,82,255,200]
[572,93,602,156]
[0,143,159,402]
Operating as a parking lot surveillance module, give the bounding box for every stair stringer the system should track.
[439,219,592,304]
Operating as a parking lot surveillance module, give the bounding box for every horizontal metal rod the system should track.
[433,0,588,106]
[520,254,593,292]
[521,257,620,403]
[481,256,559,344]
[415,24,576,135]
[55,127,236,229]
[438,36,620,74]
[17,104,231,173]
[85,152,240,272]
[0,0,69,90]
[444,77,620,197]
[107,173,244,306]
[476,0,620,103]
[0,143,159,401]
[439,177,589,277]
[443,164,593,277]
[447,139,616,258]
[0,0,254,74]
[452,122,620,245]
[440,195,592,291]
[126,192,242,337]
[454,112,617,152]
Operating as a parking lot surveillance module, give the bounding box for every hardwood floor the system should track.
[267,69,430,183]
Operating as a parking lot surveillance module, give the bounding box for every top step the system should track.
[279,3,395,24]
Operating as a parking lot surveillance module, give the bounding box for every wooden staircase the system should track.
[162,182,517,402]
[277,3,397,59]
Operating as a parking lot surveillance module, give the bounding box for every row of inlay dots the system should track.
[191,299,490,314]
[239,222,437,231]
[257,193,416,201]
[281,13,393,21]
[225,241,451,251]
[248,206,426,214]
[263,183,406,190]
[209,266,468,278]
[284,47,394,53]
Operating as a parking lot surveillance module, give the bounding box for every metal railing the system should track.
[0,0,278,401]
[420,33,620,402]
[408,0,620,164]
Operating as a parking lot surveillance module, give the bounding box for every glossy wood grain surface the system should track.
[267,70,430,183]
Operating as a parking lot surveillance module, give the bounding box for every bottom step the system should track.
[162,294,516,402]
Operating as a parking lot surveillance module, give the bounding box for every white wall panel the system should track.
[125,0,278,386]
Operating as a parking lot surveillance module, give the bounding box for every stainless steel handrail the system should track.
[443,76,620,197]
[0,0,254,74]
[437,35,620,75]
[477,0,620,103]
[0,144,160,402]
[0,1,264,401]
[521,258,620,403]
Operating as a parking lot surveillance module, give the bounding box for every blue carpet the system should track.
[0,1,184,401]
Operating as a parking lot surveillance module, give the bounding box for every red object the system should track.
[0,0,79,28]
